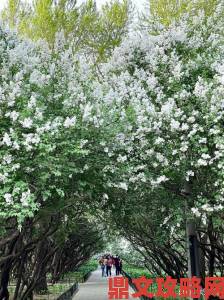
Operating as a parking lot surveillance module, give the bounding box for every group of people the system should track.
[99,254,123,277]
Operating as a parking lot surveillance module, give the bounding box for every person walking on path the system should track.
[106,256,113,277]
[114,255,120,276]
[119,259,123,274]
[99,256,106,277]
[103,256,108,277]
[112,256,115,269]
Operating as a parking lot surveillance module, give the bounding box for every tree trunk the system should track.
[21,290,33,300]
[208,218,215,277]
[183,182,200,279]
[34,273,48,294]
[199,233,206,288]
[0,230,19,300]
[0,265,10,300]
[186,220,200,277]
[13,252,26,300]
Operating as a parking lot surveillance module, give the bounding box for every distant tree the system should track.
[1,0,130,63]
[145,0,219,29]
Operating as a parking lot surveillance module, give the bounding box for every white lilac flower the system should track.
[187,170,194,177]
[147,76,158,89]
[23,133,40,151]
[2,133,12,146]
[117,155,127,163]
[188,128,198,138]
[5,111,19,122]
[180,144,188,152]
[3,155,13,164]
[156,175,168,184]
[172,29,187,42]
[201,153,211,160]
[186,170,195,181]
[155,137,164,145]
[13,141,20,150]
[201,204,213,212]
[34,110,43,120]
[4,193,13,204]
[12,163,20,171]
[172,63,182,79]
[214,204,223,210]
[170,119,180,131]
[21,117,33,128]
[7,94,16,107]
[80,140,88,148]
[181,123,189,131]
[218,74,224,85]
[30,69,47,87]
[83,164,89,170]
[191,207,201,217]
[20,190,31,207]
[27,95,37,109]
[193,80,208,98]
[83,103,93,121]
[156,153,165,163]
[119,182,128,191]
[199,138,207,144]
[0,173,7,183]
[64,116,76,128]
[197,159,208,166]
[188,116,196,123]
[161,215,171,226]
[172,150,178,155]
[103,193,109,200]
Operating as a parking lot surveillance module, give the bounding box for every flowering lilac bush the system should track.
[87,3,224,279]
[0,27,108,299]
[1,2,224,294]
[0,28,105,225]
[100,5,224,227]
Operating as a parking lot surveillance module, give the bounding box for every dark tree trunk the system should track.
[20,290,33,300]
[34,273,48,294]
[0,229,19,300]
[199,233,207,288]
[0,265,10,300]
[208,218,215,277]
[13,252,26,300]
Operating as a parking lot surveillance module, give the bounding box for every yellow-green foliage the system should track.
[1,0,130,62]
[1,0,20,28]
[149,0,219,27]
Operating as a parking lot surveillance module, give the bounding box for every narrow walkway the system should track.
[73,267,139,300]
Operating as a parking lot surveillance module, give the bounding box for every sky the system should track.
[0,0,147,11]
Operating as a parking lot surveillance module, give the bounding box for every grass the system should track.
[63,260,98,282]
[123,265,154,279]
